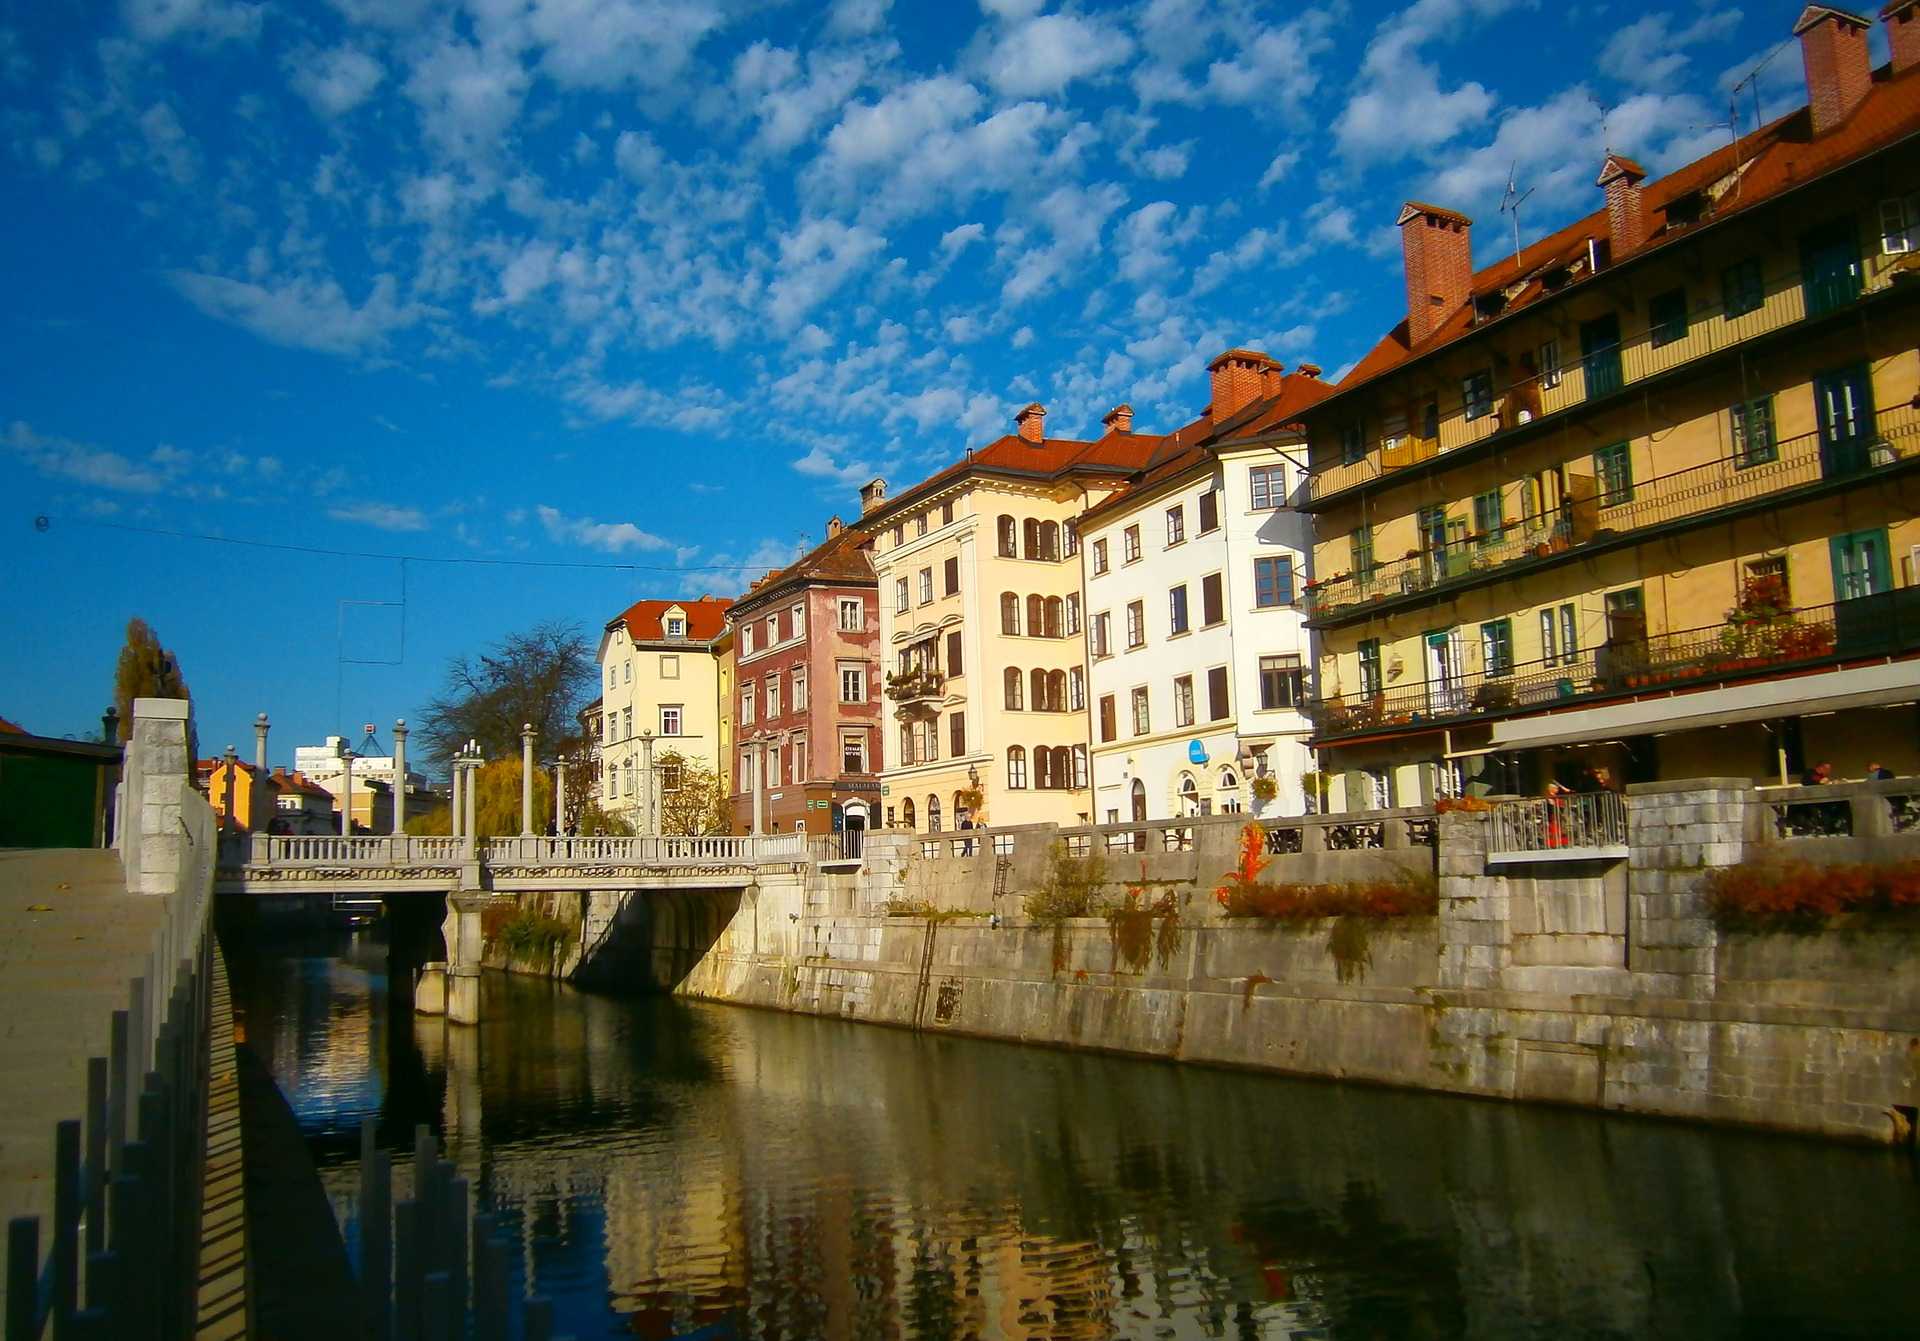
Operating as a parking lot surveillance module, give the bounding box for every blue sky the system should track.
[0,0,1829,769]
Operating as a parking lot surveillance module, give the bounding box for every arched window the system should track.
[1130,779,1147,822]
[928,795,942,833]
[1027,594,1044,634]
[1218,767,1241,813]
[1072,745,1088,789]
[997,515,1017,558]
[1030,668,1047,710]
[1000,592,1021,635]
[902,797,917,830]
[1043,597,1064,638]
[1007,746,1028,789]
[1004,668,1024,710]
[1039,521,1060,560]
[1023,517,1042,559]
[1179,773,1200,816]
[1046,670,1066,711]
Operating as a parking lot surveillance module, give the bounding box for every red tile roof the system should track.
[729,521,874,616]
[0,716,24,735]
[607,593,730,644]
[1332,60,1920,396]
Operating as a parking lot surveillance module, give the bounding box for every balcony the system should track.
[1306,589,1920,744]
[1307,249,1920,508]
[1305,401,1920,625]
[884,669,945,705]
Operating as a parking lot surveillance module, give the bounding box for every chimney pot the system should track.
[826,515,844,538]
[1101,403,1134,434]
[1207,349,1277,422]
[1397,202,1475,346]
[1016,402,1046,443]
[1885,1,1920,74]
[859,478,887,514]
[1297,362,1323,379]
[1796,5,1874,136]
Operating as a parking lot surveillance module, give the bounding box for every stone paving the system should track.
[0,847,167,1320]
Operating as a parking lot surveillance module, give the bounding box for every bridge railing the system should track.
[484,832,808,865]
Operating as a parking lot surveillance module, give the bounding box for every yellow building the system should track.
[860,404,1163,831]
[1296,5,1920,803]
[594,596,731,831]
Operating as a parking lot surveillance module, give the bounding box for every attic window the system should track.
[1540,266,1572,292]
[1664,191,1706,227]
[1472,291,1507,321]
[666,617,686,638]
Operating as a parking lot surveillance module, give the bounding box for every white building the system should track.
[1079,352,1332,821]
[292,731,427,831]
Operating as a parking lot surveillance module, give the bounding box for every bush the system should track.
[1219,873,1438,920]
[492,910,572,964]
[1026,842,1110,972]
[1704,859,1920,930]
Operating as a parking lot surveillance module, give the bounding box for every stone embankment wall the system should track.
[661,783,1920,1144]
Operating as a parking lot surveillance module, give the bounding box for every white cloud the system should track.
[402,35,530,162]
[136,103,198,185]
[288,45,385,119]
[817,75,983,175]
[537,504,673,551]
[1600,10,1741,91]
[765,217,888,330]
[169,270,422,356]
[1334,0,1528,162]
[3,420,183,492]
[524,0,726,94]
[996,182,1125,305]
[828,0,890,37]
[329,502,429,531]
[121,0,262,46]
[983,13,1132,99]
[791,443,878,486]
[731,41,884,155]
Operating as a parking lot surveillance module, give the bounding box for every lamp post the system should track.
[638,728,656,836]
[253,713,270,773]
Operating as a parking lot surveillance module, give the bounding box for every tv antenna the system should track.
[1499,162,1535,273]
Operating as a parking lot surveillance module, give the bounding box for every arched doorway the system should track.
[928,795,943,832]
[1178,773,1200,816]
[902,797,916,830]
[839,801,867,858]
[1130,779,1146,821]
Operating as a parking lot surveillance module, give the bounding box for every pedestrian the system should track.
[1869,761,1894,781]
[1544,780,1570,847]
[1801,760,1833,786]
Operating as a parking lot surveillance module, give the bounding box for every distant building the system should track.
[594,595,730,831]
[291,732,427,831]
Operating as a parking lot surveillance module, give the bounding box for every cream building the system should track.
[594,596,729,831]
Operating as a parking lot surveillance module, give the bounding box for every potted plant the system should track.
[957,784,985,814]
[1250,775,1279,803]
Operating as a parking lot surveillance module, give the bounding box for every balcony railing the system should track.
[1306,588,1920,742]
[1308,250,1915,506]
[884,669,945,703]
[1487,792,1628,860]
[1305,402,1920,623]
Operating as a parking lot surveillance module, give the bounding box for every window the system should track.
[1481,618,1514,676]
[607,667,615,690]
[764,676,780,720]
[1351,526,1374,574]
[1000,592,1021,636]
[740,626,753,656]
[1098,695,1117,742]
[1125,600,1145,648]
[789,604,804,639]
[1800,217,1862,317]
[657,704,681,736]
[1594,442,1633,506]
[1027,594,1044,636]
[666,617,685,638]
[942,556,959,597]
[1043,596,1064,638]
[1340,421,1365,465]
[1169,584,1189,635]
[894,578,909,614]
[890,524,903,548]
[1166,505,1186,546]
[1253,555,1294,608]
[1091,537,1109,575]
[1130,685,1150,735]
[622,662,630,684]
[660,654,679,678]
[997,515,1017,558]
[1731,395,1776,468]
[764,615,777,647]
[1540,605,1577,666]
[624,708,632,737]
[1006,747,1027,789]
[792,668,808,712]
[789,735,806,784]
[1538,339,1562,390]
[1358,639,1382,697]
[1206,666,1229,721]
[842,732,866,775]
[1462,369,1494,420]
[1091,612,1111,657]
[918,567,933,604]
[1122,525,1141,563]
[1473,489,1503,544]
[604,714,614,742]
[941,501,954,526]
[1069,666,1085,711]
[1173,675,1195,727]
[1559,605,1578,666]
[739,688,755,726]
[1065,594,1081,635]
[1259,654,1304,709]
[1004,668,1024,710]
[949,712,966,758]
[838,598,862,632]
[661,760,683,793]
[1064,523,1079,557]
[1648,287,1688,347]
[1198,490,1219,533]
[1880,193,1919,254]
[840,666,865,703]
[766,744,781,785]
[945,630,963,676]
[1201,572,1224,626]
[1035,669,1065,712]
[916,512,928,538]
[1832,527,1892,600]
[1722,257,1764,319]
[1039,520,1060,560]
[1249,464,1286,509]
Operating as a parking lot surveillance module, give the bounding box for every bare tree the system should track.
[414,620,596,770]
[655,750,729,835]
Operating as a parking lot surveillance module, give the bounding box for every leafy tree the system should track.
[656,750,729,835]
[404,759,553,839]
[112,617,197,764]
[414,620,595,770]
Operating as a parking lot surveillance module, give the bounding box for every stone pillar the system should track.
[443,893,491,1026]
[1434,809,1508,991]
[463,758,478,846]
[253,713,270,773]
[414,962,448,1015]
[639,730,657,836]
[221,745,238,833]
[520,723,536,836]
[391,719,409,836]
[118,697,202,897]
[553,760,567,835]
[1624,778,1751,996]
[341,753,355,836]
[751,736,766,835]
[449,758,463,839]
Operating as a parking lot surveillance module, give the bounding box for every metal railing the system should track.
[1308,248,1909,506]
[1307,403,1920,622]
[1487,792,1627,855]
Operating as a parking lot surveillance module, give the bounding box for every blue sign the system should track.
[1188,740,1208,764]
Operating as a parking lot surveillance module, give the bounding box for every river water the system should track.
[224,927,1920,1341]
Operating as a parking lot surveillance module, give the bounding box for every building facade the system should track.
[726,518,881,835]
[594,596,729,831]
[1296,4,1920,807]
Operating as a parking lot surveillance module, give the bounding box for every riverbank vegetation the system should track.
[1704,859,1920,930]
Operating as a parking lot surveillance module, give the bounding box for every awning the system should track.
[1490,659,1920,751]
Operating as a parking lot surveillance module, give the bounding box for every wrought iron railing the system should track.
[883,670,945,703]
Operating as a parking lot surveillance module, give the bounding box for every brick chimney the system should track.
[1207,349,1276,422]
[1597,154,1649,258]
[1015,402,1046,443]
[859,478,886,514]
[1397,203,1474,346]
[1296,362,1323,379]
[1102,403,1133,434]
[1796,5,1874,136]
[1886,1,1920,74]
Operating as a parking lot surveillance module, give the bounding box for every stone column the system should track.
[639,730,656,836]
[443,893,491,1025]
[450,756,464,839]
[1624,778,1750,996]
[391,719,409,836]
[463,756,478,847]
[553,759,567,835]
[341,753,355,836]
[221,745,238,833]
[750,735,766,835]
[520,723,536,836]
[253,713,270,773]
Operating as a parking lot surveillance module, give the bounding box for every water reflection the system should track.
[227,930,1920,1340]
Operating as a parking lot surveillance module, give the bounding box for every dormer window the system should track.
[666,616,686,638]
